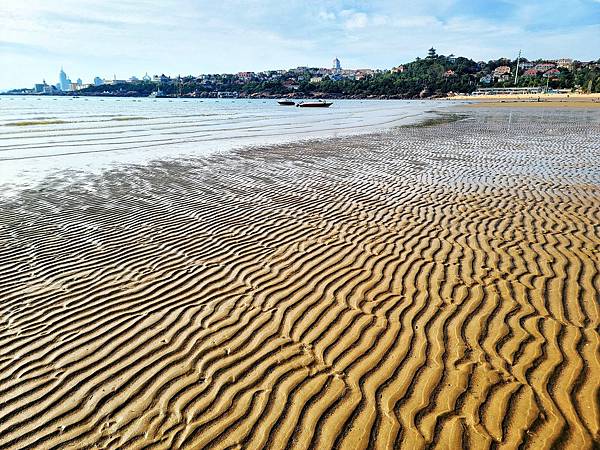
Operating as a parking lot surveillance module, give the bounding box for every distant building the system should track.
[534,63,555,72]
[237,71,255,81]
[106,74,129,85]
[93,77,104,86]
[391,65,405,73]
[543,68,560,78]
[472,87,544,95]
[33,80,56,94]
[59,67,71,91]
[522,68,538,77]
[354,69,374,80]
[493,66,511,76]
[492,66,511,82]
[282,79,300,90]
[579,61,594,68]
[520,61,534,70]
[479,74,492,84]
[76,78,82,86]
[555,58,573,70]
[333,57,341,72]
[216,91,238,98]
[443,69,455,78]
[142,72,152,82]
[310,76,323,83]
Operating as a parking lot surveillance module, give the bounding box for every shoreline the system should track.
[1,108,599,448]
[4,91,600,103]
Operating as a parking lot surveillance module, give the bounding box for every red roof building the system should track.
[534,63,556,72]
[523,68,538,77]
[493,65,511,76]
[543,68,560,78]
[282,79,300,90]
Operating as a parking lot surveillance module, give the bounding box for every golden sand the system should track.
[449,93,600,109]
[450,93,600,100]
[0,109,598,449]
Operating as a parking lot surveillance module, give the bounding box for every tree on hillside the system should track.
[427,47,438,59]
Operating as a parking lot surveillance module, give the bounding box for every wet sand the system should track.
[0,108,599,449]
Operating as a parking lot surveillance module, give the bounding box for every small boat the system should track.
[148,89,167,98]
[277,99,295,106]
[296,100,333,108]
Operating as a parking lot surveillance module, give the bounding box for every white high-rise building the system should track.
[59,67,71,91]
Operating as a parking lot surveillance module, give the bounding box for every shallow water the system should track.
[0,96,451,193]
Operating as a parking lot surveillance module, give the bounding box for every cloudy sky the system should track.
[1,0,599,90]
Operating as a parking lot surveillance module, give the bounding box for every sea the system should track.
[0,96,451,194]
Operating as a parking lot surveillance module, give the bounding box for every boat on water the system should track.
[296,100,333,108]
[148,89,167,98]
[277,99,296,106]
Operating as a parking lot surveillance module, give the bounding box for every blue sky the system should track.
[1,0,599,90]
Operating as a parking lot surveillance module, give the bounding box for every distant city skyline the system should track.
[34,53,590,92]
[1,0,599,90]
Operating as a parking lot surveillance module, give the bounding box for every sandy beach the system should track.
[0,107,599,448]
[449,93,600,109]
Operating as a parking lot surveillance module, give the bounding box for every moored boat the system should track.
[296,100,333,108]
[277,99,296,106]
[148,89,167,98]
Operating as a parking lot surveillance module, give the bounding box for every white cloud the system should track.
[392,15,441,28]
[0,0,598,89]
[340,10,369,29]
[318,10,336,21]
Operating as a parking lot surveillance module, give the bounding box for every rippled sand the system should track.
[0,109,599,449]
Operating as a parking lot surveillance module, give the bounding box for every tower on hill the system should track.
[333,57,341,71]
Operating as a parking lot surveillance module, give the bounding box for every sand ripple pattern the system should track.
[0,109,599,449]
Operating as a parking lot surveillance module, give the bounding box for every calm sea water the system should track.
[0,96,450,193]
